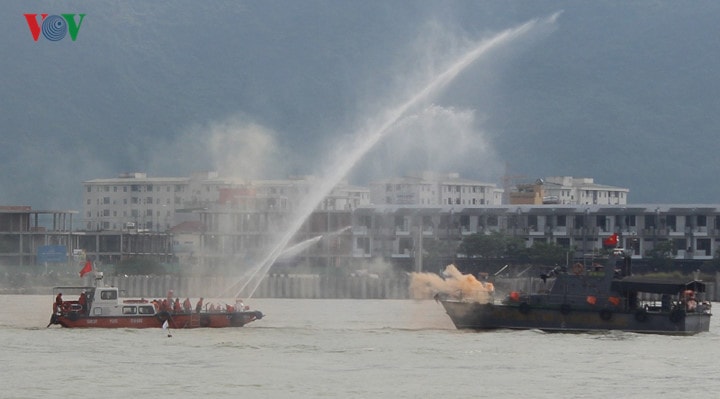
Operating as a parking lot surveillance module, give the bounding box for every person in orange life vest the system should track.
[173,298,182,313]
[183,298,192,313]
[78,291,87,313]
[161,299,169,311]
[195,297,203,314]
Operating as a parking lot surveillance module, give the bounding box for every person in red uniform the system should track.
[55,293,63,314]
[173,298,182,313]
[195,297,204,314]
[78,292,87,313]
[183,298,192,313]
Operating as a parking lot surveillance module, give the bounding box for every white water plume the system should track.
[236,13,561,299]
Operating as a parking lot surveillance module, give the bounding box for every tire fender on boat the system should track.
[200,315,211,327]
[156,311,171,323]
[518,302,531,314]
[560,303,572,315]
[669,308,686,324]
[572,263,584,275]
[635,309,649,322]
[599,309,612,321]
[67,312,79,322]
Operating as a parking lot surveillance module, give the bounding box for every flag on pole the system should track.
[79,260,92,277]
[603,233,619,248]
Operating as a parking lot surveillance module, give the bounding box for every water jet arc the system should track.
[236,13,560,299]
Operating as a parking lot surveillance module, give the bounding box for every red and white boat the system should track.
[47,277,263,329]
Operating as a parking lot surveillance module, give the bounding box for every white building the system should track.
[541,176,629,205]
[369,172,502,206]
[82,172,369,232]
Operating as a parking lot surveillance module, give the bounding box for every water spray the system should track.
[234,13,561,299]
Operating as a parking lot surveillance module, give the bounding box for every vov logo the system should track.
[24,14,86,41]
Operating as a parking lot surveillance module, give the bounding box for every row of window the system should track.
[88,184,186,193]
[89,197,179,206]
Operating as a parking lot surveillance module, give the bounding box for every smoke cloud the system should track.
[410,264,494,303]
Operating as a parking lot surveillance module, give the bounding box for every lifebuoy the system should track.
[635,309,649,322]
[599,309,612,321]
[669,309,686,324]
[572,263,584,275]
[518,302,531,314]
[560,303,572,315]
[156,311,171,323]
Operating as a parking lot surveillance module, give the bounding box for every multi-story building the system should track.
[509,176,629,205]
[369,172,502,206]
[82,173,369,232]
[349,204,720,273]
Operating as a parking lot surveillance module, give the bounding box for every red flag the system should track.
[603,233,619,247]
[79,260,92,277]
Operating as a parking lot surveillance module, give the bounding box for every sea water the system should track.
[1,295,719,399]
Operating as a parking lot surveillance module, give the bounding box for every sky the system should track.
[2,1,720,210]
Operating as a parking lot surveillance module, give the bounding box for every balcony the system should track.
[352,226,368,235]
[552,227,568,236]
[352,249,371,258]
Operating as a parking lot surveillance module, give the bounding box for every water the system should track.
[2,295,720,399]
[232,13,561,299]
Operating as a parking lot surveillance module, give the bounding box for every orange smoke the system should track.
[409,264,494,303]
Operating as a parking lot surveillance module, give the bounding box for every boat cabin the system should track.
[53,286,157,318]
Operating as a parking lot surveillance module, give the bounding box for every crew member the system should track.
[173,297,182,313]
[55,293,63,314]
[183,298,192,313]
[78,291,87,313]
[195,297,204,314]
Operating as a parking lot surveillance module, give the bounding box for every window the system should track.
[100,290,117,300]
[139,306,155,314]
[122,306,137,315]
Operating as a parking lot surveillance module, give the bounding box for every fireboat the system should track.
[47,272,263,329]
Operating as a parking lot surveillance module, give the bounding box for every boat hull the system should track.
[52,311,262,329]
[440,300,711,335]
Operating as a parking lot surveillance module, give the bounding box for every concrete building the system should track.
[349,204,720,273]
[82,173,369,233]
[369,172,503,206]
[508,176,629,205]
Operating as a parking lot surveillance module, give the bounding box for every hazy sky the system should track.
[2,1,720,210]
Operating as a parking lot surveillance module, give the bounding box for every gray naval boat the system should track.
[439,250,712,335]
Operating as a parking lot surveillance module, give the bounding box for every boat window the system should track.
[122,306,137,315]
[93,308,102,316]
[100,290,117,300]
[138,306,155,314]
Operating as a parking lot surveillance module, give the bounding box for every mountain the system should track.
[2,1,720,210]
